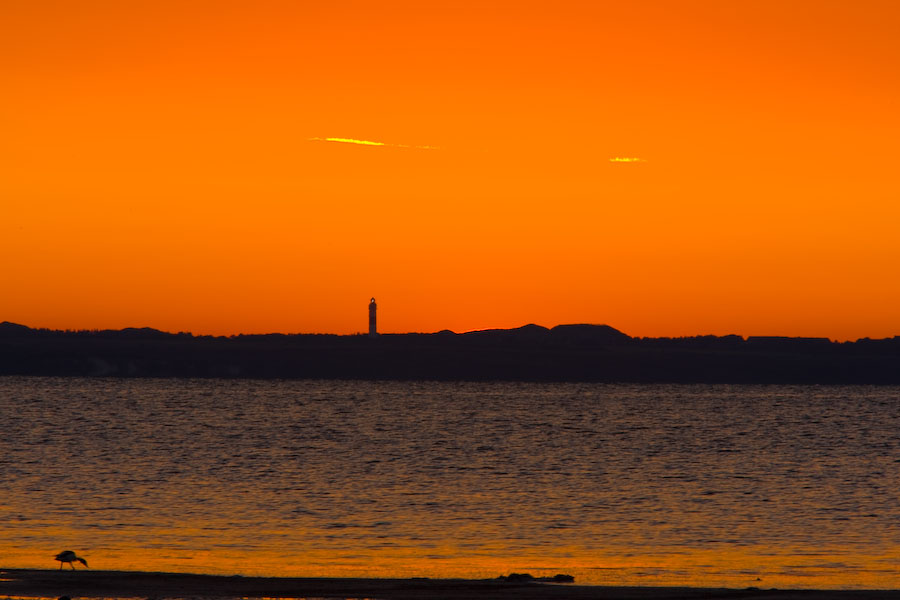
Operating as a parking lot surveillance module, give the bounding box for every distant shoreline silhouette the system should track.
[1,321,898,383]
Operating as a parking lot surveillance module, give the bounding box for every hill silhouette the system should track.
[0,321,898,383]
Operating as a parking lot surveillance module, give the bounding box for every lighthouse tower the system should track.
[368,297,377,337]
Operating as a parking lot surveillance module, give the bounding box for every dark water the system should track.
[1,378,898,589]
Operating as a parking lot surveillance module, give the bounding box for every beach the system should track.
[2,570,898,600]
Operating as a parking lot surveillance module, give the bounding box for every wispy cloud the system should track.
[609,157,646,163]
[310,137,385,146]
[309,137,437,149]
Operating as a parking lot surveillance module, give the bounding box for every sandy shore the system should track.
[2,569,899,600]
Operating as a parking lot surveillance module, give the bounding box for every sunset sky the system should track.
[3,1,899,339]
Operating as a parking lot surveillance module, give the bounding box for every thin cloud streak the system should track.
[309,137,438,149]
[609,157,646,162]
[310,137,385,146]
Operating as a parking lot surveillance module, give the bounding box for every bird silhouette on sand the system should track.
[54,551,88,570]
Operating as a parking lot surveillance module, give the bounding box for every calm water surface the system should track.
[1,378,898,589]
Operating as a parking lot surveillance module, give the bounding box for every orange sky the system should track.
[3,1,899,340]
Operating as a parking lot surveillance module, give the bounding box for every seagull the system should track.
[54,550,88,570]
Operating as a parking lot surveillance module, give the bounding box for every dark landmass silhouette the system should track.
[1,321,899,383]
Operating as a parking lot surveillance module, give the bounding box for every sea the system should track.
[1,377,898,590]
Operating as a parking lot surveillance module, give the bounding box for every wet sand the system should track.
[1,569,898,600]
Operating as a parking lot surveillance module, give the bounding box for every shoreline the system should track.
[2,569,899,600]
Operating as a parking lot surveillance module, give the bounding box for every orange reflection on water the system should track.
[5,542,899,590]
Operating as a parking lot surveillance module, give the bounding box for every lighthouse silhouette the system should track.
[368,297,377,337]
